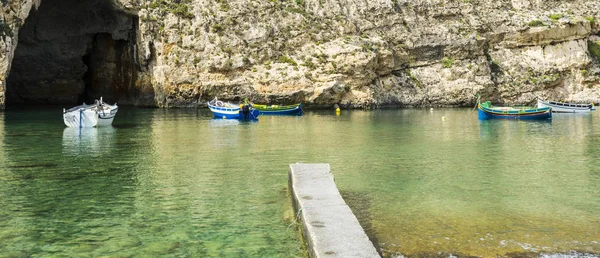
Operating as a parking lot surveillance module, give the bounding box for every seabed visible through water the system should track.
[0,108,599,257]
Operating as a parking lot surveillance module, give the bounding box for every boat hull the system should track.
[97,108,118,126]
[478,103,552,120]
[63,108,99,127]
[537,99,594,113]
[208,104,260,120]
[253,103,303,115]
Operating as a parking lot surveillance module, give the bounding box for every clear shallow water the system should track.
[0,108,307,257]
[0,108,599,257]
[330,110,600,257]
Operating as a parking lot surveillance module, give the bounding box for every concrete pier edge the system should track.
[289,163,380,258]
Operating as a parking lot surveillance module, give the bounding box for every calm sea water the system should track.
[0,107,599,257]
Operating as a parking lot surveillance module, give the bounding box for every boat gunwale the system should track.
[478,102,551,115]
[64,104,98,114]
[252,103,302,111]
[207,102,240,112]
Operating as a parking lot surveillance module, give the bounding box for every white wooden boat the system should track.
[95,98,119,126]
[63,97,118,127]
[537,98,595,113]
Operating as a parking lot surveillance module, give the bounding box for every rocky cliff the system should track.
[0,0,599,108]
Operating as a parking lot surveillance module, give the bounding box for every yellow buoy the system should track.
[442,116,446,121]
[336,108,341,113]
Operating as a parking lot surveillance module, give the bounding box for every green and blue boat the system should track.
[478,100,551,120]
[252,103,303,116]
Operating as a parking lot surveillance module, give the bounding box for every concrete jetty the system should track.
[289,163,380,258]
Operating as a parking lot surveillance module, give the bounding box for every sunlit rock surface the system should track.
[0,0,599,108]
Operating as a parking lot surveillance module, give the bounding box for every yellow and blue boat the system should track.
[478,100,551,120]
[252,103,303,116]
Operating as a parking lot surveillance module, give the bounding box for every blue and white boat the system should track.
[208,98,259,120]
[537,98,595,113]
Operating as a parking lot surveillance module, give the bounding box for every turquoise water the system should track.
[0,108,307,257]
[1,108,599,257]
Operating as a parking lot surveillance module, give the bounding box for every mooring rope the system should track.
[287,208,302,230]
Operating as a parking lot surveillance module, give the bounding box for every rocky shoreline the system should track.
[0,0,599,109]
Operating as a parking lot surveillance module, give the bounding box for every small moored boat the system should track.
[252,103,303,115]
[537,98,595,113]
[208,98,259,120]
[478,100,551,120]
[63,97,118,128]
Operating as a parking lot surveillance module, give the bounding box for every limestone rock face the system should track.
[0,0,599,108]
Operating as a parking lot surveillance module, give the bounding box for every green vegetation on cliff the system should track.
[589,41,600,62]
[527,20,545,27]
[442,57,454,68]
[548,14,563,21]
[585,16,595,23]
[278,56,298,66]
[148,0,194,19]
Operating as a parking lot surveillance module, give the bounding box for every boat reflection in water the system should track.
[208,118,241,127]
[62,126,116,157]
[478,118,553,141]
[208,119,241,148]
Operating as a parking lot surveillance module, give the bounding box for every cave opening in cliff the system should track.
[81,53,93,105]
[5,0,138,106]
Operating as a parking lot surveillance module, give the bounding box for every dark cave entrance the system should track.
[81,53,92,104]
[6,0,139,106]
